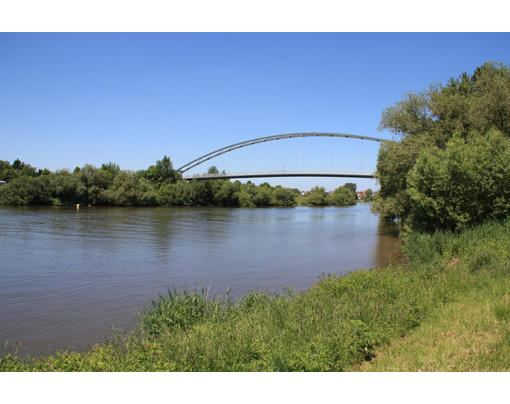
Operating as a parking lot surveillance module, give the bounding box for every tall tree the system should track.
[344,183,357,195]
[142,155,181,188]
[372,62,510,227]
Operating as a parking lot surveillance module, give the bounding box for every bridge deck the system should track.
[183,170,375,180]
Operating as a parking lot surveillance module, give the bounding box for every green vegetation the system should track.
[2,61,509,371]
[406,131,510,232]
[373,62,510,231]
[358,222,510,371]
[0,159,359,208]
[297,185,357,207]
[2,219,510,371]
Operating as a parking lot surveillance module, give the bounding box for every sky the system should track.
[1,33,509,191]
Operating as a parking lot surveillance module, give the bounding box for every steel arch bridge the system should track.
[177,132,386,180]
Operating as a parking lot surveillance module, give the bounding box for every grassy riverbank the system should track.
[2,219,510,371]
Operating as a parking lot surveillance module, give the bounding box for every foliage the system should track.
[306,186,330,206]
[372,136,432,220]
[273,186,297,207]
[0,157,359,210]
[0,175,52,206]
[75,164,114,205]
[157,181,195,206]
[373,62,510,229]
[302,185,356,207]
[252,186,273,207]
[330,186,356,206]
[139,155,181,188]
[154,175,298,208]
[344,182,357,195]
[103,171,157,206]
[215,181,241,207]
[0,159,38,182]
[101,162,121,178]
[406,131,510,232]
[49,170,81,204]
[236,190,255,208]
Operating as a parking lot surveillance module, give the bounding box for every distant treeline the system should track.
[0,157,357,208]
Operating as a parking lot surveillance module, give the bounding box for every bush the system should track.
[306,186,329,206]
[330,186,356,206]
[273,187,296,207]
[406,131,510,231]
[0,175,52,206]
[373,62,510,227]
[103,171,157,206]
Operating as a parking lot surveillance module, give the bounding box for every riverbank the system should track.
[2,219,509,371]
[0,158,360,208]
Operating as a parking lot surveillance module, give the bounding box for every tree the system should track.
[9,159,37,178]
[306,186,330,206]
[103,171,157,206]
[101,162,121,178]
[12,159,23,170]
[75,164,114,205]
[0,175,51,206]
[378,63,510,145]
[167,180,195,206]
[216,181,239,207]
[236,190,255,207]
[344,183,357,195]
[0,160,16,182]
[192,179,218,206]
[50,169,81,204]
[372,62,510,227]
[273,186,296,207]
[157,183,177,206]
[406,131,510,232]
[142,156,180,188]
[330,186,356,206]
[253,186,273,207]
[372,136,431,221]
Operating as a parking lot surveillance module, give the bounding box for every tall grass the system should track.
[2,219,510,371]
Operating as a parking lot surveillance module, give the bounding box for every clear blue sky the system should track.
[1,33,509,190]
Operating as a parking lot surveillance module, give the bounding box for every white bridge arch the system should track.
[177,132,386,179]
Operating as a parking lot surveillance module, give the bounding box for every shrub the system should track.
[273,186,296,207]
[330,185,356,206]
[306,186,329,206]
[0,175,52,206]
[406,131,510,232]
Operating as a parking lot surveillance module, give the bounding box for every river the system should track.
[0,203,401,355]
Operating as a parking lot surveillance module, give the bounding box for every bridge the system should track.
[178,132,386,179]
[183,170,375,180]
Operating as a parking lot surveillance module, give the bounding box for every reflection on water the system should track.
[0,204,400,355]
[375,220,405,267]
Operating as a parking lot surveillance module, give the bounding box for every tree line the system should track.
[0,157,357,208]
[373,62,510,232]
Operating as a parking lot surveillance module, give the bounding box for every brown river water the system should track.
[0,203,401,355]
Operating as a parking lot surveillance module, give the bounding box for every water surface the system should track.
[0,204,401,355]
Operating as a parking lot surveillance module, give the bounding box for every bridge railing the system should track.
[183,170,376,180]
